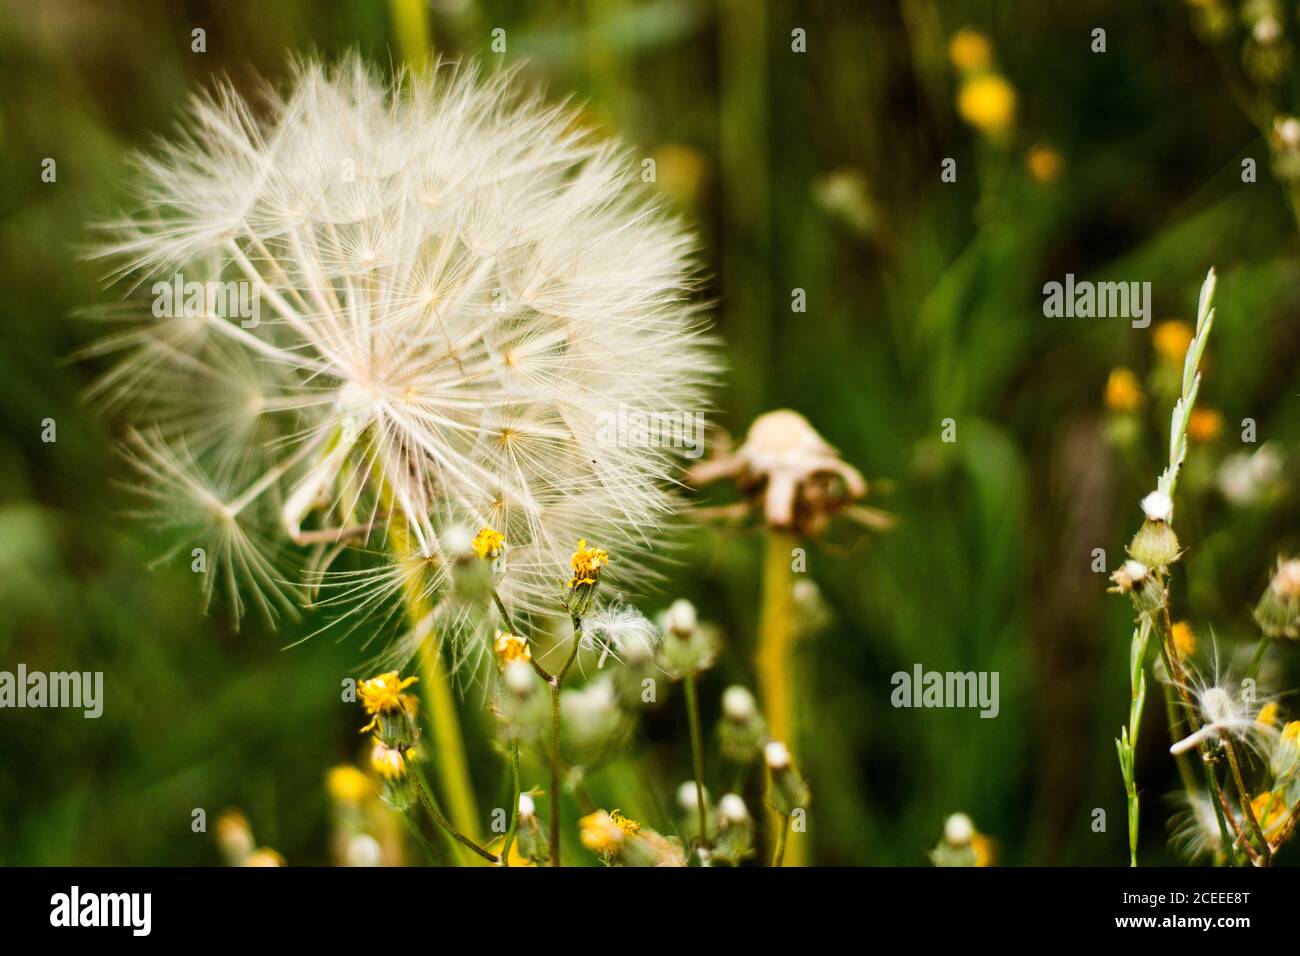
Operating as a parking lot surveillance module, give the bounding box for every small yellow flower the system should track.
[489,835,535,867]
[472,526,505,560]
[370,740,416,781]
[1104,367,1144,412]
[215,809,254,863]
[1025,144,1064,183]
[1282,720,1300,744]
[241,848,286,867]
[579,808,639,855]
[1257,702,1280,728]
[949,28,992,73]
[1251,790,1287,834]
[957,74,1016,137]
[1171,621,1196,658]
[326,765,372,804]
[568,539,610,588]
[357,671,419,734]
[1153,320,1193,366]
[971,832,995,867]
[1187,408,1223,444]
[494,631,531,666]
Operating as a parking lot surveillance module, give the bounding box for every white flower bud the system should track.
[718,793,749,825]
[1141,490,1173,523]
[344,833,384,867]
[676,780,705,810]
[722,685,757,721]
[664,598,698,637]
[518,793,535,819]
[944,812,975,847]
[764,740,791,770]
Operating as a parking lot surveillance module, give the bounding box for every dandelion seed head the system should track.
[583,602,660,665]
[89,55,717,646]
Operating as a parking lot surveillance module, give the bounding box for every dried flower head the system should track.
[1255,557,1300,638]
[690,409,876,535]
[86,56,717,658]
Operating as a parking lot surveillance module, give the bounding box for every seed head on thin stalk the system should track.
[83,56,718,661]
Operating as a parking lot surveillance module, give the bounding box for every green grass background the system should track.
[3,0,1300,865]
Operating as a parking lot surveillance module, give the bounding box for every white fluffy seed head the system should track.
[1141,490,1173,523]
[764,740,790,770]
[87,56,717,655]
[943,812,975,846]
[718,793,749,825]
[676,780,705,810]
[722,685,757,721]
[664,598,698,637]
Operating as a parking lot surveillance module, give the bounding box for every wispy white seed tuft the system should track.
[85,55,718,657]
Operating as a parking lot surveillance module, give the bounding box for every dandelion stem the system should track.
[383,485,483,861]
[772,815,789,867]
[1202,759,1244,867]
[411,765,499,864]
[548,616,585,867]
[757,530,802,864]
[500,734,521,868]
[683,673,711,848]
[1223,739,1271,865]
[399,804,444,864]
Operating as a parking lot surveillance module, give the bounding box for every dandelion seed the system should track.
[582,602,659,667]
[1169,674,1277,758]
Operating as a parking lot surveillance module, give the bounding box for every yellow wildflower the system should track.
[241,848,286,867]
[1026,144,1064,183]
[1282,720,1300,744]
[949,28,992,72]
[1171,621,1196,658]
[1104,367,1144,412]
[357,671,419,734]
[326,765,372,804]
[1154,320,1193,366]
[494,631,531,666]
[1257,702,1280,728]
[579,808,639,855]
[1251,790,1287,834]
[1187,408,1223,444]
[957,74,1016,137]
[569,539,610,587]
[472,526,505,560]
[971,832,996,867]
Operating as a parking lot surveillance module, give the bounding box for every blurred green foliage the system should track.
[3,0,1300,866]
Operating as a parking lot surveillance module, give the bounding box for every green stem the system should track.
[772,815,789,867]
[684,673,710,847]
[548,617,585,867]
[1203,760,1242,867]
[500,735,521,867]
[1224,739,1271,865]
[411,765,499,864]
